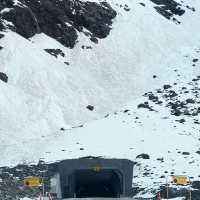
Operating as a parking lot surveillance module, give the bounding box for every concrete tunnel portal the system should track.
[50,157,134,199]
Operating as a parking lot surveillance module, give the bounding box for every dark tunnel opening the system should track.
[74,169,122,198]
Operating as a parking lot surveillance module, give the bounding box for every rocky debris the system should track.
[0,161,198,200]
[163,84,172,90]
[192,181,200,189]
[139,3,146,7]
[44,49,65,58]
[137,101,155,111]
[159,184,200,200]
[182,152,190,155]
[86,105,94,111]
[186,5,195,12]
[157,157,164,162]
[81,45,92,49]
[64,61,70,65]
[175,118,185,123]
[160,186,189,199]
[192,58,199,63]
[139,76,200,123]
[136,153,150,159]
[124,4,130,11]
[0,72,8,83]
[0,161,55,200]
[149,0,185,23]
[196,151,200,155]
[90,36,98,44]
[0,0,116,48]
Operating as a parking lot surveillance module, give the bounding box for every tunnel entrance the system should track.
[74,169,122,198]
[51,158,134,198]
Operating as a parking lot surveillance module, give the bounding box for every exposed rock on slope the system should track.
[0,0,117,48]
[149,0,195,24]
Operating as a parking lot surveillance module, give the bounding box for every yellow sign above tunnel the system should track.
[23,176,42,187]
[93,166,102,172]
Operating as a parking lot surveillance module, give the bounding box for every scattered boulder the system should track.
[64,62,70,66]
[136,153,150,159]
[44,49,65,58]
[186,5,195,12]
[192,58,199,63]
[139,3,146,7]
[86,105,94,111]
[124,5,130,12]
[157,157,164,162]
[160,185,190,199]
[90,36,98,44]
[175,118,185,123]
[186,98,195,104]
[163,84,172,90]
[196,151,200,155]
[0,72,8,83]
[182,152,190,155]
[137,102,155,111]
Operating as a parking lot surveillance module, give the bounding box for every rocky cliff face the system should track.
[0,0,117,48]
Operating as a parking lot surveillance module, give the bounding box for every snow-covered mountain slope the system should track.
[0,0,200,198]
[0,0,200,134]
[2,64,200,197]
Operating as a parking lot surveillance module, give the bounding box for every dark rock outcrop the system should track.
[0,0,117,48]
[149,0,185,23]
[1,6,39,38]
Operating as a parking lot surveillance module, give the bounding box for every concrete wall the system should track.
[50,157,134,198]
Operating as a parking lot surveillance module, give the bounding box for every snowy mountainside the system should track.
[0,0,200,198]
[0,0,200,129]
[1,59,200,198]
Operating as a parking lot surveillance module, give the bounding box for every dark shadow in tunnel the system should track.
[74,169,122,198]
